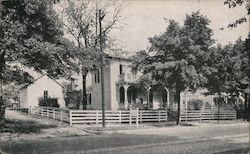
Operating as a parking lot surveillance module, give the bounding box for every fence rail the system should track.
[180,109,236,122]
[28,106,236,125]
[29,106,70,123]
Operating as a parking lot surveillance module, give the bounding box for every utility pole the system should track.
[99,9,106,127]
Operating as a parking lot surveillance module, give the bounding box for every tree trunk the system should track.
[217,93,221,123]
[176,90,181,125]
[245,93,250,121]
[0,51,5,126]
[81,70,87,110]
[244,93,248,121]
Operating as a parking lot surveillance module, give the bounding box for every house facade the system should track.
[84,54,216,111]
[19,74,65,108]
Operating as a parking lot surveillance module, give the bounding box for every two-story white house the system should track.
[71,53,221,111]
[84,54,178,110]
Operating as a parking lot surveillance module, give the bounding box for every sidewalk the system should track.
[112,121,249,141]
[74,119,249,136]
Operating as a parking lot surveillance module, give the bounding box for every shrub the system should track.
[64,90,81,109]
[38,97,59,108]
[187,99,204,110]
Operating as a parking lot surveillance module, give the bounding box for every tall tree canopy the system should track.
[0,0,78,122]
[0,0,76,84]
[132,11,215,124]
[224,0,250,28]
[205,40,248,96]
[59,0,125,109]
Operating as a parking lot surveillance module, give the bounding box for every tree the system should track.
[0,0,77,122]
[132,12,214,124]
[223,0,250,28]
[205,37,250,121]
[59,0,125,109]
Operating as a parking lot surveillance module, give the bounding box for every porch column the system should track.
[124,85,129,110]
[164,87,170,109]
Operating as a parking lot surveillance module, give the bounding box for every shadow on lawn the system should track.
[1,119,57,134]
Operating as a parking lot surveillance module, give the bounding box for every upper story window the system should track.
[94,70,100,83]
[119,64,123,75]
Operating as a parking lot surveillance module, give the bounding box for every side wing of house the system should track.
[27,75,65,107]
[86,65,112,110]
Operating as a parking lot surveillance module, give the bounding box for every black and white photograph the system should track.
[0,0,249,153]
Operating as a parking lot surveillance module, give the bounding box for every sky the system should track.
[110,0,249,52]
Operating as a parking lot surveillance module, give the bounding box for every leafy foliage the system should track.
[38,97,59,108]
[224,0,250,28]
[205,38,249,96]
[132,11,215,124]
[0,0,77,84]
[60,0,125,109]
[65,90,81,109]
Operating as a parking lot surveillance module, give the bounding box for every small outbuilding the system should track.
[19,74,65,108]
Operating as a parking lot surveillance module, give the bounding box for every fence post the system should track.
[96,111,99,125]
[47,107,49,118]
[136,108,139,128]
[60,110,63,122]
[53,109,55,119]
[165,109,168,122]
[212,110,214,120]
[129,108,132,126]
[185,110,188,122]
[119,110,122,124]
[199,110,201,123]
[180,110,182,122]
[69,110,72,126]
[41,108,44,117]
[140,111,142,123]
[158,110,161,122]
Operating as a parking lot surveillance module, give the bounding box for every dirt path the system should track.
[0,109,90,142]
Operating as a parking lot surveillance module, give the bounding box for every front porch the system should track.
[116,83,173,110]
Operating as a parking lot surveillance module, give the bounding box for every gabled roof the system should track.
[19,74,64,90]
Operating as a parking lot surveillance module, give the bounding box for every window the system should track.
[119,64,123,75]
[94,70,100,83]
[43,90,48,99]
[87,93,92,105]
[119,87,125,104]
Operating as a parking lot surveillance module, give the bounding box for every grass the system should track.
[1,119,57,134]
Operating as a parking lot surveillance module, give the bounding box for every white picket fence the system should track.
[28,106,236,126]
[29,106,70,123]
[70,109,168,126]
[180,109,237,122]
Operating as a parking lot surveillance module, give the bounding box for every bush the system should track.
[65,90,81,109]
[187,99,204,110]
[38,97,59,108]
